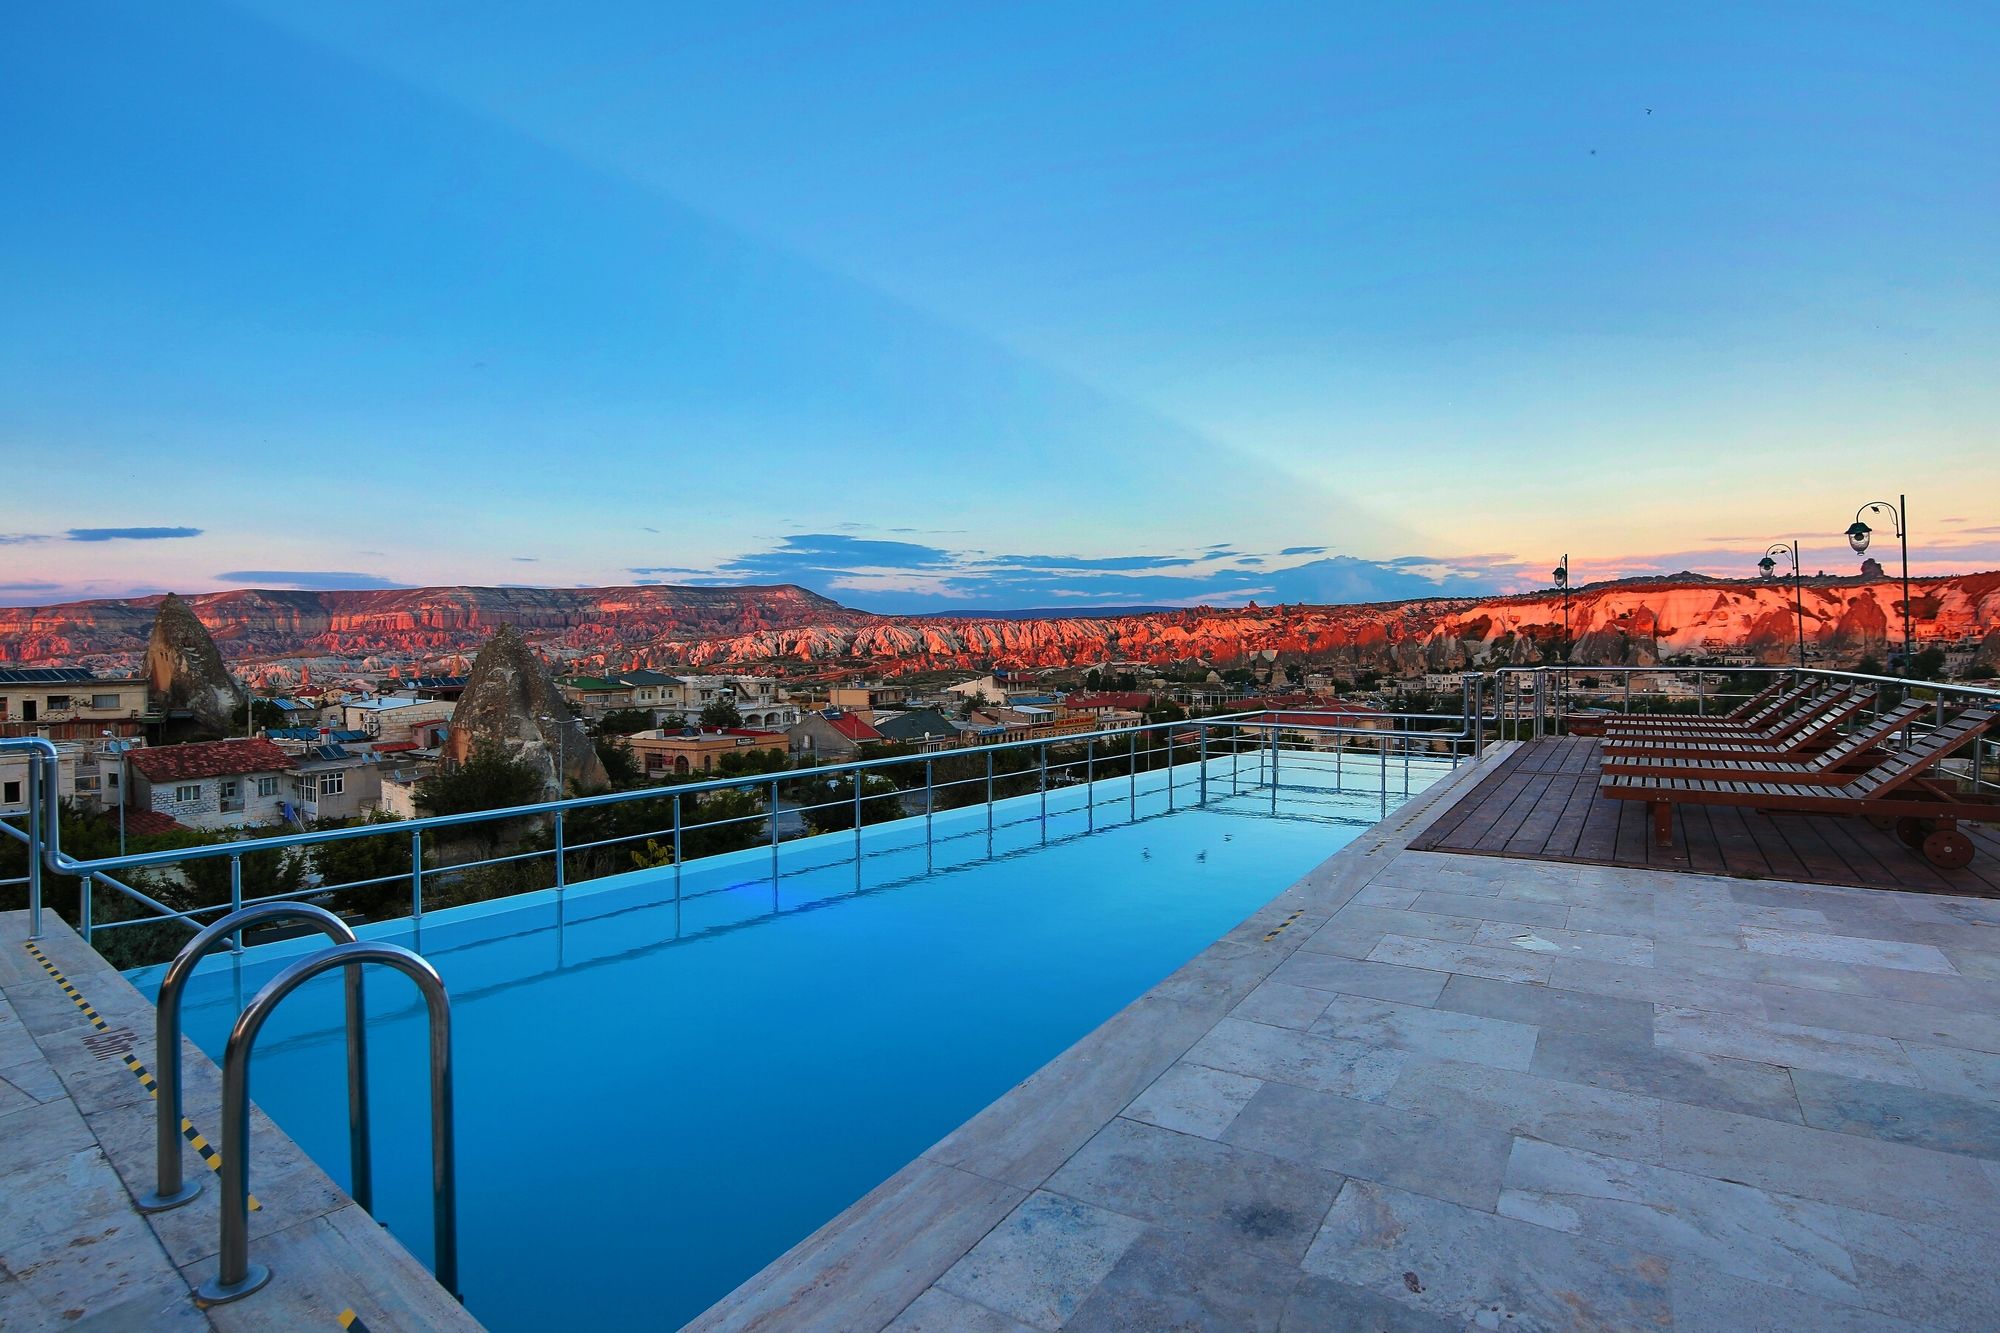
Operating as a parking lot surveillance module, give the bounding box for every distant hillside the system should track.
[0,584,858,668]
[2,572,1996,680]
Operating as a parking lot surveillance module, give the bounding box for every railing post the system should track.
[553,810,566,892]
[81,872,94,944]
[1085,739,1095,830]
[409,830,424,921]
[672,792,683,898]
[924,759,934,844]
[1167,729,1176,810]
[26,756,42,940]
[1197,726,1207,805]
[769,777,781,884]
[985,749,995,838]
[227,855,243,954]
[1129,730,1138,816]
[1038,743,1048,834]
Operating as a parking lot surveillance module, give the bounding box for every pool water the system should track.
[134,752,1450,1328]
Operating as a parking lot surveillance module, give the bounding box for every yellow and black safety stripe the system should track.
[337,1308,372,1331]
[21,941,259,1209]
[1262,909,1305,942]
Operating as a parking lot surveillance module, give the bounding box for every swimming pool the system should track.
[133,752,1451,1328]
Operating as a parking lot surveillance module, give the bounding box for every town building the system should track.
[0,738,144,817]
[1060,691,1154,718]
[826,684,909,721]
[124,738,292,831]
[872,708,967,751]
[340,694,456,744]
[626,728,790,777]
[0,667,157,741]
[787,709,884,758]
[285,747,382,824]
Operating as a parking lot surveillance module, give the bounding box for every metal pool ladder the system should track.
[147,909,460,1306]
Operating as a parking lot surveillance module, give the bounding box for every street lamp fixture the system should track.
[102,728,125,857]
[1551,556,1570,663]
[1760,541,1808,669]
[1844,495,1912,673]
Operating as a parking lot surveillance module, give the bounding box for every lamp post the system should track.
[1759,541,1808,669]
[102,729,126,857]
[1844,495,1912,674]
[1551,557,1570,661]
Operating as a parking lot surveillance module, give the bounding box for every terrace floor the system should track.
[700,742,2000,1331]
[0,910,478,1331]
[1413,736,2000,895]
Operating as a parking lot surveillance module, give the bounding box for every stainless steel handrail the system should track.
[140,902,370,1215]
[198,940,456,1306]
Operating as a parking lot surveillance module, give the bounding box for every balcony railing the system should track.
[2,703,1478,964]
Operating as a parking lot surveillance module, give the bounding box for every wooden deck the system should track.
[1411,738,2000,895]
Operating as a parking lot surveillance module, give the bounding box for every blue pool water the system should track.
[134,753,1450,1328]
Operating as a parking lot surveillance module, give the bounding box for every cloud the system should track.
[675,533,1526,612]
[0,533,52,545]
[0,581,61,593]
[66,526,204,542]
[215,570,409,590]
[511,556,539,562]
[1279,546,1327,556]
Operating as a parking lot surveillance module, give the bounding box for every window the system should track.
[92,693,120,710]
[256,776,279,797]
[3,781,19,805]
[220,780,239,801]
[174,784,201,803]
[46,695,70,711]
[293,776,315,803]
[75,775,100,792]
[318,772,344,797]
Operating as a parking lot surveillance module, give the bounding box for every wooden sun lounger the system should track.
[1598,679,1808,732]
[1595,702,1868,760]
[1599,708,1997,868]
[1599,690,1867,752]
[1597,701,1928,782]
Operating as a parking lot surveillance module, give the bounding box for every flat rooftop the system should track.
[700,741,2000,1330]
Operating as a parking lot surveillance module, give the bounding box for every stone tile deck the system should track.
[698,743,2000,1331]
[0,910,479,1331]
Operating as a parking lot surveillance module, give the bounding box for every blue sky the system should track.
[2,2,1996,612]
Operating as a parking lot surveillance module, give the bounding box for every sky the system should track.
[2,2,1997,613]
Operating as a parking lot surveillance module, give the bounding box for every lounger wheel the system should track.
[1923,828,1975,870]
[1895,817,1932,849]
[1866,815,1895,831]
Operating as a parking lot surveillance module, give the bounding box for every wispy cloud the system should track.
[511,556,539,562]
[0,533,52,545]
[66,526,204,542]
[215,570,408,590]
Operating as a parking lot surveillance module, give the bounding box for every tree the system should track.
[596,708,653,736]
[1910,647,1947,680]
[309,812,415,921]
[700,699,743,729]
[798,774,904,834]
[416,742,547,818]
[596,736,640,785]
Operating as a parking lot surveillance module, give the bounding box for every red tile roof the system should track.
[372,740,421,753]
[127,738,291,782]
[823,712,883,742]
[1063,692,1153,711]
[121,808,187,837]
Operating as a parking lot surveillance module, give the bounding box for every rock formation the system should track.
[5,571,1998,681]
[142,593,246,737]
[446,624,608,796]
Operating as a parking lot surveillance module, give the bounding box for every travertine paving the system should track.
[0,911,479,1331]
[700,745,2000,1331]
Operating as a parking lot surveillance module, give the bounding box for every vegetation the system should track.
[699,699,744,729]
[797,773,905,834]
[595,707,654,736]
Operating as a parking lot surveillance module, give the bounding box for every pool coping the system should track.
[0,908,482,1331]
[686,744,1512,1330]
